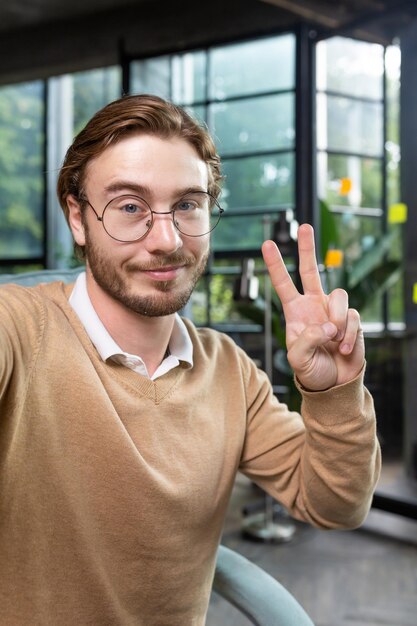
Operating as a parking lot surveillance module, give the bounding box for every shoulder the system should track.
[0,281,72,332]
[0,283,44,316]
[0,280,69,308]
[181,317,263,380]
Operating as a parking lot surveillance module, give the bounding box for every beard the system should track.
[83,230,209,317]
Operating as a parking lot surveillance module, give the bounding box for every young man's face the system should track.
[68,134,211,317]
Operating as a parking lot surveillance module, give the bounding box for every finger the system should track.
[328,288,349,341]
[339,308,362,355]
[297,223,323,295]
[262,239,299,305]
[287,322,337,371]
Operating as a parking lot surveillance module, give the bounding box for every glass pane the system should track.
[221,261,267,324]
[328,213,383,322]
[221,153,294,210]
[172,51,206,104]
[72,66,121,134]
[317,153,383,208]
[184,104,206,126]
[210,93,295,156]
[212,214,266,251]
[209,34,296,100]
[388,276,404,324]
[190,276,209,325]
[332,213,382,264]
[0,81,45,260]
[316,36,384,100]
[317,93,383,156]
[359,293,383,323]
[386,45,401,208]
[130,56,171,99]
[209,273,236,324]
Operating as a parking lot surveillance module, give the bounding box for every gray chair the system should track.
[214,544,314,625]
[0,267,84,286]
[0,268,314,625]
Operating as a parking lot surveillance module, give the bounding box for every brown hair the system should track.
[57,94,222,259]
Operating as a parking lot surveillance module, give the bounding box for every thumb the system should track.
[287,322,337,370]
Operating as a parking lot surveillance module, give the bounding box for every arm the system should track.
[0,285,44,400]
[239,224,381,529]
[239,358,380,529]
[0,290,15,399]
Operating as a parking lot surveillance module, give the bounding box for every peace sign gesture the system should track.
[262,223,364,391]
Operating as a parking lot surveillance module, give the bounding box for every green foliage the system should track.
[209,274,235,324]
[233,199,403,410]
[0,68,121,265]
[0,81,45,259]
[320,198,403,315]
[319,199,340,262]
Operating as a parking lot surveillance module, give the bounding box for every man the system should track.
[0,94,380,625]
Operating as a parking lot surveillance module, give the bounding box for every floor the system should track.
[206,456,417,626]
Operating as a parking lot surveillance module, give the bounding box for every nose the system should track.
[143,211,183,254]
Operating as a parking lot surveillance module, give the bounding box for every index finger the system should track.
[297,224,324,295]
[262,239,299,305]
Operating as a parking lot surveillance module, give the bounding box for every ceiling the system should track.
[260,0,417,40]
[0,0,146,33]
[0,0,416,85]
[1,0,415,39]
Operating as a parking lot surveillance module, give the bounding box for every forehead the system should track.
[84,134,209,195]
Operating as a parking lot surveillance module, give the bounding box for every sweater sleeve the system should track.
[0,306,14,399]
[239,355,381,530]
[0,286,45,401]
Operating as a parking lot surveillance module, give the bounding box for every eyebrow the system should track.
[103,181,207,199]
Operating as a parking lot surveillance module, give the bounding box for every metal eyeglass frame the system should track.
[79,192,224,243]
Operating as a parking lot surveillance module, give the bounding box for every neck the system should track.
[85,274,176,378]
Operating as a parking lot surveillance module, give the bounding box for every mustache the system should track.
[124,253,197,273]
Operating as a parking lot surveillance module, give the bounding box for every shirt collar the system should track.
[68,271,193,378]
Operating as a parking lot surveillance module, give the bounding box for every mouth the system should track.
[142,265,186,281]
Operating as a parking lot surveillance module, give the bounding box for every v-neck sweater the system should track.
[0,281,380,625]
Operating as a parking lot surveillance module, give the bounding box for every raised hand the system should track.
[262,223,364,391]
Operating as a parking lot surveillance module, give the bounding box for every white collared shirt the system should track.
[68,272,193,380]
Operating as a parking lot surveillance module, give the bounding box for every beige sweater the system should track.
[0,282,380,625]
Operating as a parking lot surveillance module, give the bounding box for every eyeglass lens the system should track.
[102,191,221,241]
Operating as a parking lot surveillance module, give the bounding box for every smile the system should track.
[142,266,185,281]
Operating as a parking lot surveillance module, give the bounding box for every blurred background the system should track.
[0,1,416,624]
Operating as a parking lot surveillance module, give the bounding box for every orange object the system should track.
[325,249,344,268]
[340,178,352,195]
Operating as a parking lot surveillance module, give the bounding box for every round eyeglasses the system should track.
[80,191,224,243]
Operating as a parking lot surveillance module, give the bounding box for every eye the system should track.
[117,201,149,218]
[107,195,150,220]
[176,199,196,212]
[122,203,140,214]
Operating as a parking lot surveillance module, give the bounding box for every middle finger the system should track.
[298,224,324,296]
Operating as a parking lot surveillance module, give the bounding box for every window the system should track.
[47,66,122,268]
[0,67,121,274]
[129,34,296,327]
[316,36,402,328]
[385,45,402,326]
[0,80,46,268]
[130,34,296,257]
[1,35,399,333]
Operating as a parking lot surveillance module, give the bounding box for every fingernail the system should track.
[341,343,351,354]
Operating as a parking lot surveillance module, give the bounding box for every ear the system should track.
[67,194,86,247]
